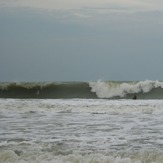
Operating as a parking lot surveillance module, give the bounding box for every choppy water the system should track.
[1,98,163,162]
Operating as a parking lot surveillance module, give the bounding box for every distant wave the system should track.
[0,80,163,99]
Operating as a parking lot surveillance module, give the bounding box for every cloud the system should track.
[1,0,163,11]
[0,0,109,9]
[1,0,163,22]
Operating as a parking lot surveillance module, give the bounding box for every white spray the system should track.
[89,80,163,98]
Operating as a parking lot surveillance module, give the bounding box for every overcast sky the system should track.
[0,0,163,82]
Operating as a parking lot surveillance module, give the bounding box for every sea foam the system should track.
[89,80,163,98]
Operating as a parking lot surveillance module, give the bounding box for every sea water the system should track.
[1,98,163,163]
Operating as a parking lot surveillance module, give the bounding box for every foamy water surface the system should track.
[0,99,163,163]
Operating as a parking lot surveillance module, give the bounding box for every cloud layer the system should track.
[1,0,163,81]
[1,0,163,11]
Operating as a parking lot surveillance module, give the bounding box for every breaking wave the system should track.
[0,82,96,99]
[89,80,163,99]
[0,80,163,99]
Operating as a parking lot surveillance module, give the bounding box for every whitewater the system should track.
[1,80,163,99]
[1,98,163,163]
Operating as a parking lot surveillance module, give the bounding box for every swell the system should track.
[1,80,163,99]
[0,82,97,99]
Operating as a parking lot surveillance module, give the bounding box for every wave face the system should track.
[0,82,97,99]
[0,80,163,99]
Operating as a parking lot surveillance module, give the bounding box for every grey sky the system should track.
[0,0,163,82]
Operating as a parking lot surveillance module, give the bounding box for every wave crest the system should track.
[89,80,163,98]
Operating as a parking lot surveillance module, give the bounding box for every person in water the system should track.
[133,95,137,100]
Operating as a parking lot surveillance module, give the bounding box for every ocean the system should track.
[1,80,163,163]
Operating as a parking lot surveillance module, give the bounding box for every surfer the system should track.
[133,95,137,100]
